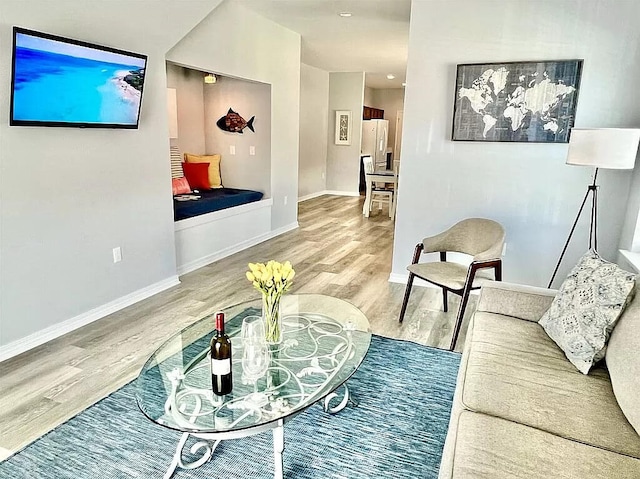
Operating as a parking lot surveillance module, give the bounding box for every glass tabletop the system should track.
[135,294,371,434]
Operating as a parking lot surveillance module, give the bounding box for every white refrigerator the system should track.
[361,119,389,169]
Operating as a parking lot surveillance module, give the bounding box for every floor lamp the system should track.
[548,128,640,288]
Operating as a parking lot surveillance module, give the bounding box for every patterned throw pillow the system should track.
[539,250,635,374]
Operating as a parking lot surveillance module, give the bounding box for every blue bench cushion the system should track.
[174,188,264,221]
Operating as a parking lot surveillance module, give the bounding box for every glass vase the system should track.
[262,292,282,344]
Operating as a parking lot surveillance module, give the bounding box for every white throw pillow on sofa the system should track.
[539,250,635,374]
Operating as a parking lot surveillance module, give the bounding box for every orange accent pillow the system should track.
[184,153,223,188]
[182,162,211,190]
[172,177,191,195]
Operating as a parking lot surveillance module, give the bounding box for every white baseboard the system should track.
[0,276,181,362]
[298,191,326,203]
[298,190,361,202]
[177,222,300,276]
[324,190,361,197]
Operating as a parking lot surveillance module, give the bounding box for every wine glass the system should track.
[241,317,270,405]
[241,316,265,345]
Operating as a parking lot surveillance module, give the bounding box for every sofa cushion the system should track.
[475,281,556,322]
[539,250,635,374]
[445,411,640,479]
[461,311,640,459]
[607,284,640,436]
[438,316,475,479]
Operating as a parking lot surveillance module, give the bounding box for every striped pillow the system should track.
[170,146,182,179]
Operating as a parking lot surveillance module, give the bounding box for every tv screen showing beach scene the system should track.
[10,27,147,128]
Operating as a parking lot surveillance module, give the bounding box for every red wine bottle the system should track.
[210,312,232,396]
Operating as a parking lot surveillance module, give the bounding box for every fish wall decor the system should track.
[216,108,255,134]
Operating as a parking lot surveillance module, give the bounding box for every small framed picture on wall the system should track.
[335,110,352,145]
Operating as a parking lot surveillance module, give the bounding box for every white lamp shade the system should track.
[567,128,640,170]
[167,88,178,139]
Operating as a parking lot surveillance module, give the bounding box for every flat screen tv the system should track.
[10,27,148,128]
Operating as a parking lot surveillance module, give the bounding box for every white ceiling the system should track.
[236,0,411,89]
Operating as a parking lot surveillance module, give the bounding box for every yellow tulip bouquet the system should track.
[246,260,295,343]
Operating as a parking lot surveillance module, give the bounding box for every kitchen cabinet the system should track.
[363,106,384,120]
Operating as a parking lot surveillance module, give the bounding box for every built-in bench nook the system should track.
[167,62,273,274]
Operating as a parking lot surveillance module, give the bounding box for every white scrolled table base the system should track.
[164,386,356,479]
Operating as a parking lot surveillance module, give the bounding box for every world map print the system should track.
[452,60,583,143]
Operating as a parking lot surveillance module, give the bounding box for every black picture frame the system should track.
[451,59,583,143]
[10,26,148,129]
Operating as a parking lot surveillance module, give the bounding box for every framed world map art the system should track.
[451,59,583,143]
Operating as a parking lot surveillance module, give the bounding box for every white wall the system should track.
[166,63,206,155]
[167,1,301,231]
[394,0,640,287]
[326,72,365,193]
[298,63,329,199]
[0,0,218,349]
[204,76,272,195]
[364,87,375,107]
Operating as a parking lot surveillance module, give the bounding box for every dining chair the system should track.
[362,156,393,217]
[398,218,505,350]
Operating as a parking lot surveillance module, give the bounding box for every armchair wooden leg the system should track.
[442,289,448,313]
[450,283,473,351]
[398,273,415,323]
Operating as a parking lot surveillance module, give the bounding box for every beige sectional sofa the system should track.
[438,281,640,478]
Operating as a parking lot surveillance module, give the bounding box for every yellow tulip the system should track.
[248,262,260,273]
[247,259,294,294]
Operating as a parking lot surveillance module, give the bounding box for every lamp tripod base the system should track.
[548,170,599,288]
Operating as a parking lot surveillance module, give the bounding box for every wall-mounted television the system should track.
[10,27,148,129]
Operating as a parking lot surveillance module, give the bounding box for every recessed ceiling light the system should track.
[338,12,352,17]
[386,74,395,80]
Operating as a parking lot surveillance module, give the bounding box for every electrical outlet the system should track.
[230,145,236,155]
[321,172,325,179]
[112,247,122,263]
[249,146,255,156]
[502,242,507,256]
[284,196,288,205]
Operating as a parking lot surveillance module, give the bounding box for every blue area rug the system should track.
[0,336,460,478]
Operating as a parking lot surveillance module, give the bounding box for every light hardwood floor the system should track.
[0,195,475,460]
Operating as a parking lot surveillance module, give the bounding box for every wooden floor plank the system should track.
[0,194,471,457]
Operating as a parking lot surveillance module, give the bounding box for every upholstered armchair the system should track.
[398,218,505,350]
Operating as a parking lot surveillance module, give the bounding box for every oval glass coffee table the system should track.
[135,294,371,479]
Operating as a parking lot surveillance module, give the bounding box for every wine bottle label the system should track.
[211,358,231,376]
